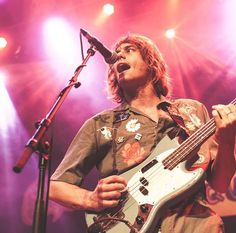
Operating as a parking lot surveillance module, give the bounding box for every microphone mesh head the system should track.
[105,52,119,64]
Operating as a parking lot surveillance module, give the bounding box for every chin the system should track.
[117,74,126,85]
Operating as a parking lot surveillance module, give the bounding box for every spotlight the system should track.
[43,17,79,65]
[0,37,7,49]
[103,3,115,16]
[165,29,176,39]
[0,71,6,84]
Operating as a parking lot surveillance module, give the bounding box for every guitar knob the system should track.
[140,204,149,213]
[136,216,144,225]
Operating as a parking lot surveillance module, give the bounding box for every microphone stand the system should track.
[13,46,96,233]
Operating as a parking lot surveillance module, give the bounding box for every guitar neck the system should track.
[163,98,236,170]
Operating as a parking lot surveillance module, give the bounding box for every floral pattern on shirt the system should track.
[125,119,141,132]
[177,104,202,132]
[167,102,203,135]
[121,141,146,166]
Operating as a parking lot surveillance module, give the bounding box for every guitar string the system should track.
[96,99,236,227]
[163,119,215,168]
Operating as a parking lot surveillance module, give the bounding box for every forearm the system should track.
[49,180,93,210]
[208,142,236,193]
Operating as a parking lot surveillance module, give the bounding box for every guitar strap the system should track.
[157,100,187,132]
[157,99,202,137]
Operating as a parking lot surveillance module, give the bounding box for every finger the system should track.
[99,175,127,186]
[212,104,230,119]
[228,104,236,112]
[98,190,122,200]
[97,182,126,192]
[212,104,236,117]
[227,110,236,124]
[212,106,232,126]
[212,109,222,121]
[228,104,236,119]
[98,199,120,209]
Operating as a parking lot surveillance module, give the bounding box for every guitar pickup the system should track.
[141,159,158,173]
[139,177,149,186]
[139,186,149,196]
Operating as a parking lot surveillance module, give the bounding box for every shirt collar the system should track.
[113,98,174,113]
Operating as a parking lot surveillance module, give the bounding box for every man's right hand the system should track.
[87,175,127,212]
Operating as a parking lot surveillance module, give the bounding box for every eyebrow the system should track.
[116,44,136,53]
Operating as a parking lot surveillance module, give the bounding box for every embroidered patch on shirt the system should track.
[121,141,145,166]
[97,126,113,140]
[177,104,202,133]
[114,112,130,123]
[117,136,125,144]
[125,119,141,132]
[134,133,142,141]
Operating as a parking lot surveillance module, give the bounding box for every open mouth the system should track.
[117,63,131,73]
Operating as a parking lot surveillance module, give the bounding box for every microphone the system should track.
[80,28,119,64]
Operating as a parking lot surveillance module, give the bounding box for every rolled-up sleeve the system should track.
[51,118,98,186]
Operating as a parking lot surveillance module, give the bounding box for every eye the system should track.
[126,47,136,53]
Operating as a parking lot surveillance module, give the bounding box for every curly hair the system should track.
[107,34,171,103]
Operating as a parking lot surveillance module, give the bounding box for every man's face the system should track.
[113,43,150,89]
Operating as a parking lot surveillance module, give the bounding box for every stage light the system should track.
[223,0,236,48]
[0,34,16,63]
[0,71,5,84]
[95,3,115,26]
[103,3,115,16]
[0,37,7,49]
[165,29,176,39]
[0,71,17,135]
[43,17,79,66]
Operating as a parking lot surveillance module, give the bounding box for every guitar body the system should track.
[86,135,205,233]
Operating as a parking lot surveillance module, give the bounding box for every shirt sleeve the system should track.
[50,118,98,186]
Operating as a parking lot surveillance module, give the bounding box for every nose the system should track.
[117,49,126,60]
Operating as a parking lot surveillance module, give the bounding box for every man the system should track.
[49,34,236,232]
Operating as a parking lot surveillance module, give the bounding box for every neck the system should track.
[123,82,162,111]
